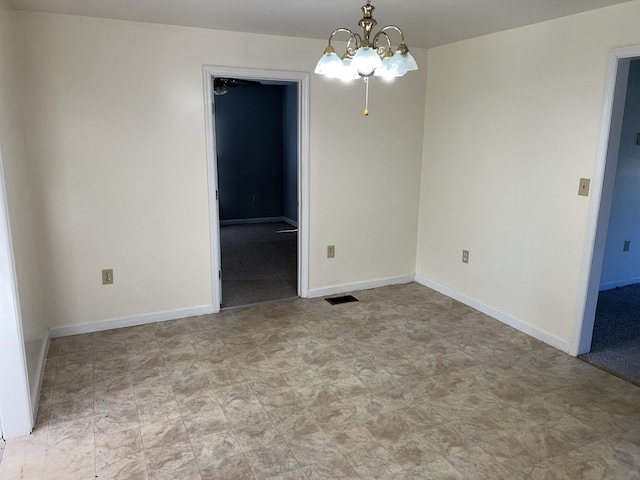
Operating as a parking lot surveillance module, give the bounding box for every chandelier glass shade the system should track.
[314,0,418,115]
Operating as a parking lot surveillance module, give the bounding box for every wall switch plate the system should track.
[578,178,591,196]
[462,249,469,264]
[252,195,258,204]
[624,240,630,252]
[327,245,335,258]
[102,269,113,285]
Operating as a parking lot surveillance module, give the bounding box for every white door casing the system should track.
[202,66,310,310]
[0,146,33,439]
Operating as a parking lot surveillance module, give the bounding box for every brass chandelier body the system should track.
[315,0,418,116]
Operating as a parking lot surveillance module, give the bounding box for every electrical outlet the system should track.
[624,240,630,252]
[327,245,335,258]
[252,195,258,204]
[462,250,469,264]
[102,269,113,285]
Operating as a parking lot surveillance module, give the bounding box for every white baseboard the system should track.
[48,275,572,357]
[283,217,298,228]
[599,278,640,291]
[49,305,217,338]
[220,217,286,226]
[30,335,50,427]
[415,275,571,353]
[308,275,414,299]
[219,217,297,228]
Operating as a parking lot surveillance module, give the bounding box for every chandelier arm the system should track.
[328,28,356,48]
[372,30,392,55]
[376,25,406,45]
[345,34,359,57]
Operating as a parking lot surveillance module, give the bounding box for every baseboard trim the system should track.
[308,275,414,299]
[49,305,217,338]
[220,217,286,226]
[599,278,640,291]
[415,275,570,353]
[283,217,298,228]
[30,335,50,427]
[48,275,571,354]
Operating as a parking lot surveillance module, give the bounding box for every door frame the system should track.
[0,147,32,438]
[202,66,310,311]
[571,45,640,355]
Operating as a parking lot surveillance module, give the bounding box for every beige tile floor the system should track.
[1,283,639,479]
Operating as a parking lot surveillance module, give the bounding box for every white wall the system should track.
[0,0,48,438]
[599,59,640,290]
[416,0,640,349]
[11,12,427,330]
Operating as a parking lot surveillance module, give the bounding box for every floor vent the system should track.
[326,295,359,305]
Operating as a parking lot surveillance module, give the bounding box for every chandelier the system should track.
[314,0,418,116]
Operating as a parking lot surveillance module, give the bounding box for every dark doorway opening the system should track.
[578,59,640,385]
[214,78,299,308]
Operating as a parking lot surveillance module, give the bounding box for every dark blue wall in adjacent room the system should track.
[214,81,297,223]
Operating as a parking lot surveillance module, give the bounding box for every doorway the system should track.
[574,55,640,384]
[203,66,310,311]
[573,47,640,358]
[214,79,298,307]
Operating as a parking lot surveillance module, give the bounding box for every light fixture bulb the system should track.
[374,53,399,80]
[388,47,418,77]
[351,47,382,76]
[378,69,397,81]
[315,49,344,78]
[340,57,359,82]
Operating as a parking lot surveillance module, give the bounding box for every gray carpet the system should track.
[579,283,640,386]
[220,222,297,308]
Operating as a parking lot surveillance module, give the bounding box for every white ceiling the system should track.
[8,0,633,49]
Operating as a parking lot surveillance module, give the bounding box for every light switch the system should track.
[578,178,590,197]
[102,269,113,285]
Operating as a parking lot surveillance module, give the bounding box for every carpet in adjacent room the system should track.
[220,221,297,308]
[579,283,640,386]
